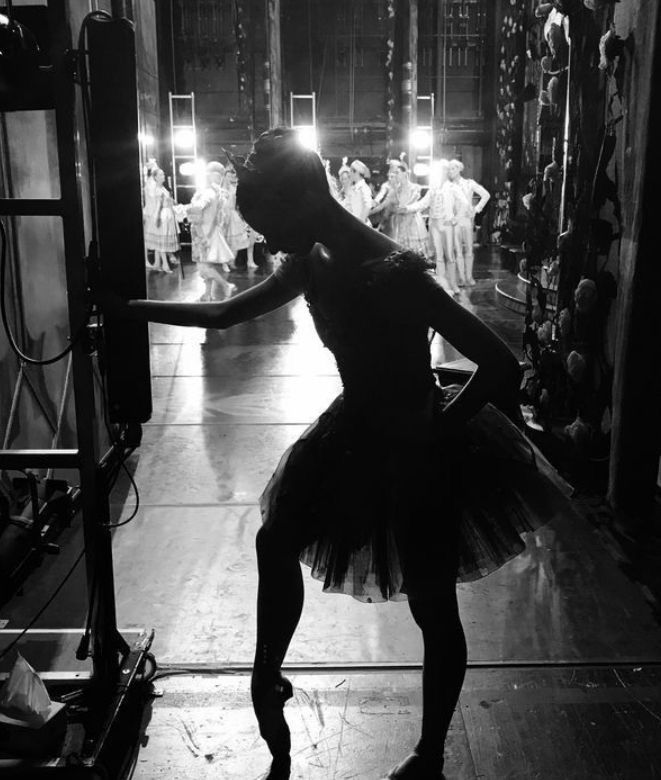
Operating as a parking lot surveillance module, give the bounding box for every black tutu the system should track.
[260,386,575,603]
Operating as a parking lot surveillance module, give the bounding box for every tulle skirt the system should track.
[190,225,234,265]
[392,212,432,259]
[144,207,180,253]
[259,387,575,603]
[225,210,250,254]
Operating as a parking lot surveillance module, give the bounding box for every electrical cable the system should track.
[0,219,92,366]
[0,9,142,674]
[0,549,85,662]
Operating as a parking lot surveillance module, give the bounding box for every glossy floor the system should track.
[2,251,660,777]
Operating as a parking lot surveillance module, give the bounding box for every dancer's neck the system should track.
[314,198,395,265]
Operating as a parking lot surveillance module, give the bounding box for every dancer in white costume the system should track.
[401,159,460,295]
[187,161,236,301]
[447,160,490,286]
[346,159,374,224]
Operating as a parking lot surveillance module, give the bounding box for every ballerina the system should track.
[100,128,575,780]
[187,161,236,301]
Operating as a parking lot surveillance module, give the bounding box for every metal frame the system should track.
[169,91,198,204]
[290,91,317,143]
[416,92,435,172]
[0,1,152,768]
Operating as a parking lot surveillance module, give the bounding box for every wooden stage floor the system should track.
[2,251,660,778]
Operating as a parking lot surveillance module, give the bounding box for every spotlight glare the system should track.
[413,162,430,178]
[296,125,318,150]
[411,129,431,150]
[179,161,196,176]
[429,159,446,186]
[138,132,155,147]
[174,128,196,150]
[194,159,207,190]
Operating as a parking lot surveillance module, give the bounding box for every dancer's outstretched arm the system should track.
[423,281,521,426]
[98,273,300,330]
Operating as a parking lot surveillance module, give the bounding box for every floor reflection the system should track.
[108,251,661,667]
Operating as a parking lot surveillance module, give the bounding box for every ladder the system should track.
[290,91,317,150]
[415,93,436,175]
[0,3,152,768]
[169,91,198,206]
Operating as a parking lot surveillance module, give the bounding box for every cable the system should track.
[0,219,92,366]
[0,549,85,662]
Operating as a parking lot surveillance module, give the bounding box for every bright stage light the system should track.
[411,128,431,150]
[413,162,430,178]
[174,128,196,150]
[138,132,154,147]
[296,125,318,150]
[179,161,196,176]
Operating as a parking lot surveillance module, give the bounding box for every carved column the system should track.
[266,0,283,127]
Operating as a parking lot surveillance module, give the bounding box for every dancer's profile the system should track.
[100,127,574,779]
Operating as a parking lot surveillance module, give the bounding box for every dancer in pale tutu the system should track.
[389,159,432,260]
[369,163,399,238]
[187,161,236,301]
[100,128,576,780]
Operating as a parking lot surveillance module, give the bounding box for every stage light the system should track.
[174,128,195,150]
[413,162,430,178]
[179,161,195,176]
[296,125,318,150]
[138,132,154,147]
[411,129,431,150]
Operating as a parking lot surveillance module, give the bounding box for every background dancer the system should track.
[223,162,256,271]
[447,159,490,286]
[401,159,459,295]
[370,163,399,238]
[187,161,236,301]
[347,159,374,223]
[389,159,431,260]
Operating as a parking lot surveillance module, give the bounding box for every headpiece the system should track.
[350,159,370,179]
[338,156,351,175]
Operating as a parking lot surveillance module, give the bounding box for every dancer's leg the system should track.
[429,222,452,293]
[455,220,474,285]
[440,225,460,294]
[252,526,305,776]
[456,224,469,286]
[387,589,466,778]
[207,264,235,299]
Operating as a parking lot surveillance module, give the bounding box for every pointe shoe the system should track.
[224,282,237,297]
[385,751,445,779]
[252,673,294,771]
[264,754,291,779]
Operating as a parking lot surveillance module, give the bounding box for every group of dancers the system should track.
[143,151,490,303]
[142,158,264,300]
[332,156,490,296]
